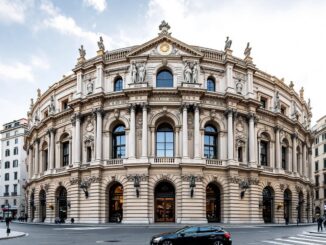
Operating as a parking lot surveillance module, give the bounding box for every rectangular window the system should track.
[86,147,92,162]
[281,106,286,115]
[13,147,18,155]
[316,175,319,186]
[316,161,319,171]
[6,132,9,138]
[316,137,319,144]
[5,185,9,195]
[13,160,18,167]
[324,189,326,199]
[5,161,10,169]
[281,146,287,170]
[15,138,18,144]
[6,141,9,146]
[5,173,9,181]
[260,141,268,166]
[315,148,319,157]
[62,142,69,166]
[324,159,326,169]
[5,149,10,157]
[13,184,17,193]
[238,147,243,162]
[44,149,49,171]
[62,99,69,111]
[14,172,17,180]
[324,144,326,153]
[260,97,267,109]
[316,189,319,199]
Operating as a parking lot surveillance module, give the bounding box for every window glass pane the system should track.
[165,132,173,142]
[157,150,165,157]
[165,150,173,157]
[156,133,165,142]
[156,143,165,150]
[165,143,174,150]
[156,70,173,87]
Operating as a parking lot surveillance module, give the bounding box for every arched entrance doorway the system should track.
[297,191,304,223]
[30,192,35,221]
[39,190,46,222]
[108,182,123,222]
[155,181,175,222]
[283,189,291,224]
[206,183,221,222]
[262,186,274,223]
[56,187,67,222]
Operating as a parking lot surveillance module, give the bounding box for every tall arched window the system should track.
[156,123,174,157]
[207,78,215,92]
[204,125,218,159]
[260,133,269,166]
[112,125,125,159]
[114,77,123,92]
[281,139,289,170]
[156,70,173,88]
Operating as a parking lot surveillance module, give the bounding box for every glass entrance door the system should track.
[155,181,175,223]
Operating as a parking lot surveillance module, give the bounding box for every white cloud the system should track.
[40,0,111,52]
[0,0,28,23]
[0,62,34,81]
[83,0,107,12]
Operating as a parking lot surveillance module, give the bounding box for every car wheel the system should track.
[162,240,173,245]
[213,241,221,245]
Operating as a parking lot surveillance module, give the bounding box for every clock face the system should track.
[158,42,172,55]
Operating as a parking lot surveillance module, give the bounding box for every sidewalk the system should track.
[13,220,315,229]
[0,228,26,240]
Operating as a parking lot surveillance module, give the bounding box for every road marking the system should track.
[288,236,326,244]
[298,234,326,240]
[275,238,318,245]
[262,241,292,245]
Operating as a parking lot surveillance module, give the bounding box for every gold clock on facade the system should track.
[158,42,172,55]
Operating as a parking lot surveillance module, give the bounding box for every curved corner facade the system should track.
[24,27,314,224]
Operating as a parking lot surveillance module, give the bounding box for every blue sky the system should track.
[0,0,325,128]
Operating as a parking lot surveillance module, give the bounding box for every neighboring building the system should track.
[0,118,28,219]
[25,21,314,224]
[313,115,326,216]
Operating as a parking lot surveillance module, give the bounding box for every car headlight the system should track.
[153,237,163,242]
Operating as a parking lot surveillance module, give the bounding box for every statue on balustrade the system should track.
[137,63,146,83]
[183,61,192,83]
[224,36,232,50]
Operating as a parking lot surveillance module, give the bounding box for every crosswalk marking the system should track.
[262,232,326,245]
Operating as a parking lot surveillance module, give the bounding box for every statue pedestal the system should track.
[97,49,105,56]
[181,82,201,89]
[77,57,85,65]
[128,82,148,89]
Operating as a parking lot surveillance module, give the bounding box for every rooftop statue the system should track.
[159,20,171,35]
[244,42,251,57]
[79,45,86,58]
[97,36,105,51]
[300,87,304,99]
[37,88,41,98]
[224,36,232,50]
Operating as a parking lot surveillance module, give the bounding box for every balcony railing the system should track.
[11,192,17,196]
[3,193,9,197]
[206,159,223,166]
[107,159,123,165]
[153,157,177,164]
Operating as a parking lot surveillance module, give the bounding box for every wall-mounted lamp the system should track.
[134,175,140,198]
[80,181,89,198]
[239,180,250,199]
[189,175,196,198]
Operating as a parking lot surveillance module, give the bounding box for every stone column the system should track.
[194,104,200,159]
[75,114,81,165]
[34,139,40,175]
[292,134,297,173]
[175,127,180,157]
[182,104,189,158]
[248,113,256,165]
[141,104,148,158]
[129,104,136,159]
[275,127,281,169]
[150,127,155,157]
[303,144,307,177]
[227,110,234,160]
[49,128,55,170]
[95,108,103,161]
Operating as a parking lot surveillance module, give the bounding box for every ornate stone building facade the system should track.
[25,22,314,224]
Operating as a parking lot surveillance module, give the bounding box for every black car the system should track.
[150,225,232,245]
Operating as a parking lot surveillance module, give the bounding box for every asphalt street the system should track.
[2,222,319,245]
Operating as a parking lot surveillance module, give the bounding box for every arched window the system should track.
[156,123,174,157]
[204,125,218,159]
[114,77,123,92]
[281,139,289,170]
[112,125,125,159]
[207,78,215,92]
[156,70,173,88]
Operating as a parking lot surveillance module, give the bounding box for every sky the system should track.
[0,0,325,128]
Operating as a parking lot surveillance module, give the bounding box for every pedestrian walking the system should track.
[317,216,324,232]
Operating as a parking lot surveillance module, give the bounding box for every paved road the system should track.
[2,222,319,245]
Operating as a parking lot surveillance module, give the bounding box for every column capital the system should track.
[291,132,298,140]
[193,103,200,112]
[92,107,104,117]
[47,128,56,135]
[129,103,136,111]
[274,125,282,133]
[224,108,236,117]
[181,103,189,111]
[141,102,148,110]
[33,138,40,145]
